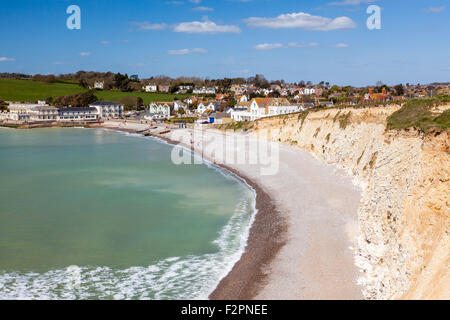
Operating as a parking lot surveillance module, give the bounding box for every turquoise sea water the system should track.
[0,127,256,299]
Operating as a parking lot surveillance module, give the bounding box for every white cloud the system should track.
[192,6,214,11]
[329,0,377,5]
[174,20,241,34]
[0,57,15,62]
[190,0,202,3]
[332,43,349,48]
[244,12,356,31]
[79,52,91,56]
[427,6,445,13]
[254,43,284,51]
[167,48,208,55]
[254,42,319,50]
[287,42,319,48]
[131,21,168,31]
[100,40,109,45]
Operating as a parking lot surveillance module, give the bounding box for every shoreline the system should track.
[156,134,288,300]
[3,122,363,300]
[106,127,288,300]
[100,122,363,300]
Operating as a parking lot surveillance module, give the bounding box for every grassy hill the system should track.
[0,79,190,104]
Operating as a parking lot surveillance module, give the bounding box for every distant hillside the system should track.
[0,79,189,104]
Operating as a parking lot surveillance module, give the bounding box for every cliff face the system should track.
[249,106,449,300]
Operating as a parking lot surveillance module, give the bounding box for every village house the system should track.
[149,102,172,119]
[159,85,170,93]
[302,102,316,109]
[58,107,99,122]
[184,97,198,105]
[94,81,105,90]
[230,85,246,96]
[319,101,334,107]
[216,94,228,100]
[90,101,124,119]
[255,88,273,96]
[231,98,301,122]
[6,102,58,122]
[197,101,218,114]
[362,87,392,103]
[176,85,194,94]
[236,95,249,103]
[193,87,216,95]
[143,84,158,93]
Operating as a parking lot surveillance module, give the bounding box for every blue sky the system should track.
[0,0,449,86]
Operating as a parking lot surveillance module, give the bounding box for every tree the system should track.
[268,91,280,98]
[178,108,186,116]
[114,73,131,92]
[394,84,404,96]
[190,101,199,110]
[78,79,88,89]
[53,91,98,108]
[45,97,53,105]
[0,99,8,111]
[32,74,56,83]
[136,97,144,108]
[219,98,236,112]
[120,96,145,111]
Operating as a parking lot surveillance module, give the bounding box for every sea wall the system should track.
[246,106,449,300]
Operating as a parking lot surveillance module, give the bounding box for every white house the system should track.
[184,97,198,105]
[90,101,124,119]
[231,98,301,122]
[255,88,273,96]
[197,101,217,114]
[149,102,172,119]
[236,95,248,103]
[7,103,58,122]
[94,81,105,90]
[230,108,252,122]
[143,84,158,93]
[193,87,216,95]
[298,88,316,95]
[267,100,302,117]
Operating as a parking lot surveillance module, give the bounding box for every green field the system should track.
[0,79,190,104]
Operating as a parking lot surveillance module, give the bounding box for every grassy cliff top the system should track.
[387,97,450,132]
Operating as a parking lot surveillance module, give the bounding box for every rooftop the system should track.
[58,107,98,112]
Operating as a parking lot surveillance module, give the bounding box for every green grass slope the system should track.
[387,97,450,132]
[0,79,190,104]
